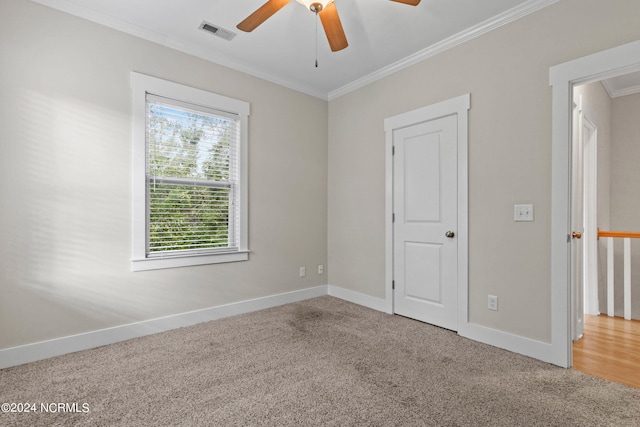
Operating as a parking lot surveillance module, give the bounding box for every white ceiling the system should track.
[33,0,560,99]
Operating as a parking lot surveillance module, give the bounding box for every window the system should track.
[131,72,249,271]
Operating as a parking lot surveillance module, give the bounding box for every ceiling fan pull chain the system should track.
[315,10,319,67]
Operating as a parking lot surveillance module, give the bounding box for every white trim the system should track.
[328,283,554,364]
[601,78,640,98]
[328,285,387,312]
[459,323,554,364]
[384,113,395,315]
[130,72,250,116]
[132,251,250,272]
[0,283,549,370]
[549,39,640,368]
[600,79,617,98]
[0,286,328,370]
[328,0,559,100]
[33,0,557,101]
[624,238,632,320]
[384,93,470,330]
[31,0,328,100]
[130,72,250,271]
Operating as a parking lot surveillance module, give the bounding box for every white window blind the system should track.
[145,94,240,257]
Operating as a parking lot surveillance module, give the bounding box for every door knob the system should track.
[572,231,582,239]
[445,230,455,238]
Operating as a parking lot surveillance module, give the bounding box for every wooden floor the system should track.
[573,314,640,389]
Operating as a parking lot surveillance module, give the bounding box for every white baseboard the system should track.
[0,286,328,370]
[327,286,557,365]
[327,285,387,312]
[327,285,556,365]
[0,284,558,370]
[458,322,555,365]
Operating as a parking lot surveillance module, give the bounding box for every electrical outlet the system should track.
[488,295,498,311]
[299,267,306,277]
[318,265,324,274]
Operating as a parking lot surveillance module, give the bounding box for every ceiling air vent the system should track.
[199,21,236,41]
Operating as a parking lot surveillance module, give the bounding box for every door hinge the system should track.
[392,213,395,223]
[392,280,395,290]
[392,145,395,155]
[567,234,571,243]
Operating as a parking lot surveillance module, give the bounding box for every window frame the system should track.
[130,72,249,271]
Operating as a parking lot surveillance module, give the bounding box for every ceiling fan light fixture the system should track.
[296,0,333,12]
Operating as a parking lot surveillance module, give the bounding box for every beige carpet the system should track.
[1,296,639,426]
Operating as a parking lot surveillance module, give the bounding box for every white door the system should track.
[571,100,599,342]
[571,101,585,341]
[393,114,458,331]
[582,115,598,316]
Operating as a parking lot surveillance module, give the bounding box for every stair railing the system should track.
[598,228,640,320]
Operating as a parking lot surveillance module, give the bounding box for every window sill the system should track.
[132,250,249,272]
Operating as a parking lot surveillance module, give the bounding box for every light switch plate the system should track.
[514,204,534,222]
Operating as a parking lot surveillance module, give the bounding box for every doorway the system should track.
[384,94,469,331]
[550,39,640,368]
[570,75,640,387]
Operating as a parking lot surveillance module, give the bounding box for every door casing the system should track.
[550,39,640,367]
[384,94,470,328]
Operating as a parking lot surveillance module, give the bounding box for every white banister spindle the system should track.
[607,237,614,317]
[600,230,638,320]
[624,238,631,320]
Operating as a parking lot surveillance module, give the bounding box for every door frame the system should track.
[384,93,470,328]
[550,39,640,367]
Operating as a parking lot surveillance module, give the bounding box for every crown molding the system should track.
[31,0,328,100]
[32,0,558,102]
[328,0,560,101]
[601,78,640,98]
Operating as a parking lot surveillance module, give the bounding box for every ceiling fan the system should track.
[237,0,421,52]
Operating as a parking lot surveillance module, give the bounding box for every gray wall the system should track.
[611,92,640,318]
[328,0,640,343]
[3,0,640,354]
[0,0,328,349]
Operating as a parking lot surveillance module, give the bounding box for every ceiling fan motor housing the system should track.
[296,0,333,13]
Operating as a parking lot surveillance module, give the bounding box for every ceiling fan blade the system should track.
[318,2,348,52]
[237,0,291,32]
[390,0,421,5]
